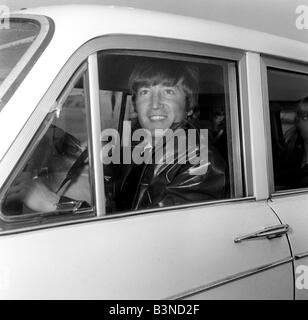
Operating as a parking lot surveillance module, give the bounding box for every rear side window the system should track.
[267,68,308,192]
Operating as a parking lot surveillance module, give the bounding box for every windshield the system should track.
[0,16,53,110]
[0,20,39,85]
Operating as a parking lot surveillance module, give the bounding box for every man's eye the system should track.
[138,89,150,96]
[164,89,175,95]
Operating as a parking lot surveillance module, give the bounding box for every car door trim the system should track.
[294,252,308,260]
[86,53,105,216]
[166,256,293,300]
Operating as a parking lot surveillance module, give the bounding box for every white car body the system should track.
[0,5,308,299]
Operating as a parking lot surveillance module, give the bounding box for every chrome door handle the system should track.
[234,224,289,243]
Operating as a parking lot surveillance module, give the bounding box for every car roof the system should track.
[16,4,308,63]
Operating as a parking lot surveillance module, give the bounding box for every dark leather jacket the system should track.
[117,120,226,211]
[274,134,308,189]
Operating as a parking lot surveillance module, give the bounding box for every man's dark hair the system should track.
[128,59,199,113]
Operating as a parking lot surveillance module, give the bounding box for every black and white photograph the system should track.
[0,0,308,304]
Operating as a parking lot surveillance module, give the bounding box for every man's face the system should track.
[297,103,308,141]
[135,81,186,135]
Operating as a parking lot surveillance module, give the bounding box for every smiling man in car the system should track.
[115,59,227,211]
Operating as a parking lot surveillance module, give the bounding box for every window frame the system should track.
[261,55,308,197]
[91,36,252,216]
[0,34,253,233]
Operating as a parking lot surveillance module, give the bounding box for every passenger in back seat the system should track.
[275,96,308,189]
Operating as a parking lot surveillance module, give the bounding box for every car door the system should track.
[0,36,293,299]
[262,56,308,300]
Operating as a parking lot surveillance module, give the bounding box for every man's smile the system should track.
[148,115,167,121]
